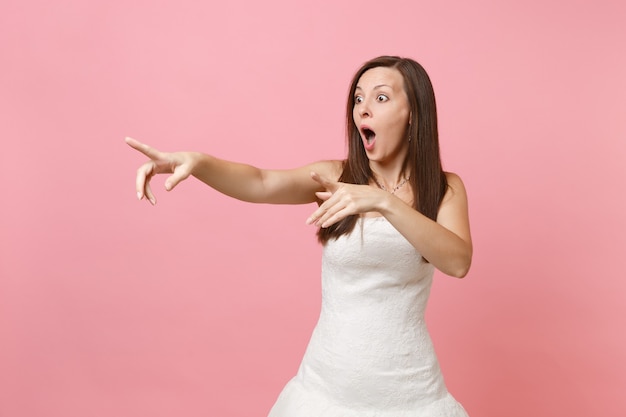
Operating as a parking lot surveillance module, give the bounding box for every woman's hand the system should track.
[306,172,387,228]
[125,137,198,205]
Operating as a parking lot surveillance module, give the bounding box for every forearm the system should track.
[189,153,329,204]
[190,152,268,203]
[378,195,472,278]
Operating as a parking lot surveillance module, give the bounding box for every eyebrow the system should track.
[355,84,393,91]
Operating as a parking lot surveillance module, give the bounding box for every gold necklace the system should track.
[373,176,410,194]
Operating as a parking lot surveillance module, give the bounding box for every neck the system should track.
[370,171,409,197]
[370,163,408,188]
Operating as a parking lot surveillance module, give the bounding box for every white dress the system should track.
[268,217,469,417]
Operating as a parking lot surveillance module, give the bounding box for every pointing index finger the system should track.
[125,137,163,160]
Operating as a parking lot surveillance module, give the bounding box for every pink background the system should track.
[1,0,625,416]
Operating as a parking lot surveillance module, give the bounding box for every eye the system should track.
[354,96,363,104]
[376,94,389,102]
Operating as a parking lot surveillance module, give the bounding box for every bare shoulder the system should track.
[437,171,471,246]
[442,171,468,204]
[445,171,466,188]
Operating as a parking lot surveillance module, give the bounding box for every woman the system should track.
[127,56,472,416]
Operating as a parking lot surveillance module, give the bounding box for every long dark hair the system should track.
[317,56,448,244]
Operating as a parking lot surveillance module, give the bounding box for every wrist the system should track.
[376,190,395,215]
[189,152,210,176]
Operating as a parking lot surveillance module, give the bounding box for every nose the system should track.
[358,102,371,118]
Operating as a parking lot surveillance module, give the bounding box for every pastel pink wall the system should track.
[1,0,624,416]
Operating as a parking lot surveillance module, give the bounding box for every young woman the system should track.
[127,56,472,416]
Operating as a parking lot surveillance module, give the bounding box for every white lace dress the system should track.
[268,217,469,417]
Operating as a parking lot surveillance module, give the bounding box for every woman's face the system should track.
[353,66,411,167]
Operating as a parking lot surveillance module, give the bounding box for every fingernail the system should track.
[149,197,156,205]
[137,192,142,200]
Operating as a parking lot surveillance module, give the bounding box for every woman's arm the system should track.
[379,173,472,278]
[126,137,340,205]
[307,172,472,278]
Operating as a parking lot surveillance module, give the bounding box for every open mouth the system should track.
[362,128,376,144]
